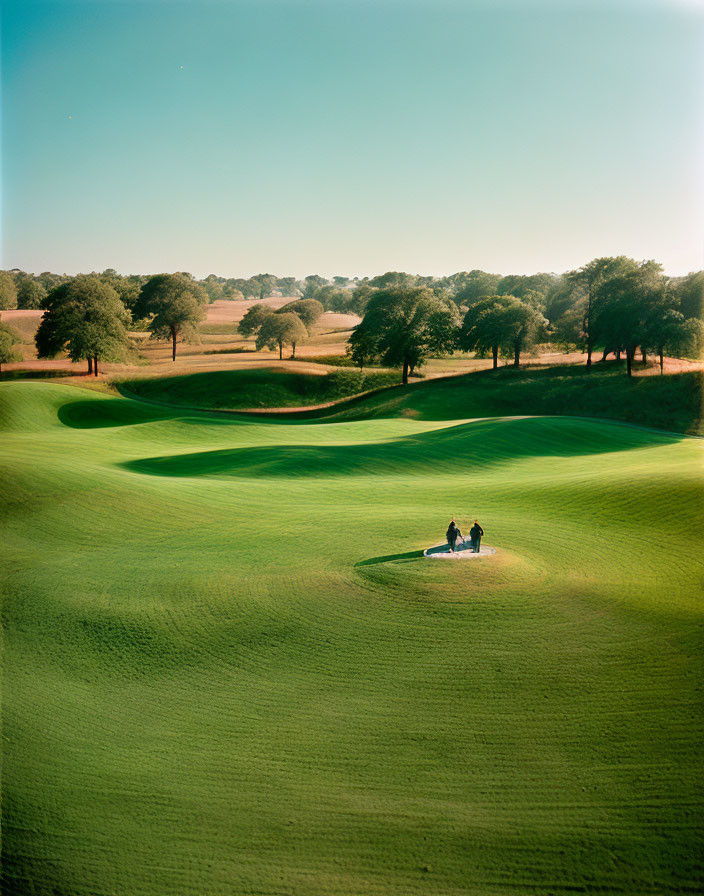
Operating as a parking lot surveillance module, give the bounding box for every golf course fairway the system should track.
[2,379,703,895]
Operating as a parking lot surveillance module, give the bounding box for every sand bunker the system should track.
[424,541,497,559]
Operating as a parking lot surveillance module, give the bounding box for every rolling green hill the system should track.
[117,367,400,410]
[1,379,703,895]
[117,364,703,435]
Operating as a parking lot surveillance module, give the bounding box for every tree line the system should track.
[345,259,703,382]
[0,258,701,377]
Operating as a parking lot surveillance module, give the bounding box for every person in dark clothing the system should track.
[446,519,462,553]
[469,520,484,553]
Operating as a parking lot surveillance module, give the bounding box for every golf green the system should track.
[2,380,703,895]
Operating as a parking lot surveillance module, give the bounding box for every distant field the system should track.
[2,378,702,895]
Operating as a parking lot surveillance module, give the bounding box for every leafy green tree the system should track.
[333,276,350,288]
[16,276,47,310]
[671,271,704,320]
[256,312,308,359]
[0,323,21,371]
[346,322,379,370]
[564,257,640,366]
[348,287,458,384]
[276,276,302,297]
[458,295,519,370]
[35,275,129,375]
[592,261,664,376]
[0,271,18,309]
[277,298,324,329]
[251,273,277,301]
[223,278,254,299]
[302,275,328,298]
[238,303,275,338]
[454,270,502,306]
[499,298,549,366]
[369,271,417,290]
[37,272,68,294]
[133,273,208,361]
[646,308,690,373]
[201,275,225,303]
[348,283,376,315]
[497,273,556,305]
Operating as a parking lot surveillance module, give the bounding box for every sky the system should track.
[1,0,703,279]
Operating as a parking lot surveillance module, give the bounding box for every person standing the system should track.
[469,520,484,553]
[446,519,462,553]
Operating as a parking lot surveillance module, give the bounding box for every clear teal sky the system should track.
[2,0,702,278]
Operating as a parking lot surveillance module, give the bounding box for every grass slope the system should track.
[297,365,704,435]
[117,367,400,410]
[1,380,703,896]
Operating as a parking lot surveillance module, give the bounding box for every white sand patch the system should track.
[424,541,496,559]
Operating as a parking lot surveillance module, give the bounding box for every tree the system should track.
[250,273,277,301]
[346,322,379,370]
[671,271,704,321]
[35,275,129,375]
[302,275,328,298]
[369,271,417,290]
[277,298,324,329]
[0,323,21,371]
[497,273,556,305]
[348,287,459,384]
[499,298,548,366]
[16,276,47,310]
[564,257,639,367]
[256,312,308,359]
[454,270,502,307]
[276,276,302,297]
[133,273,208,361]
[592,261,664,376]
[201,275,225,303]
[333,276,350,289]
[238,303,275,338]
[647,309,690,374]
[459,295,508,368]
[0,271,18,309]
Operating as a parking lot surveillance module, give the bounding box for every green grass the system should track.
[1,378,703,895]
[117,367,401,410]
[285,364,703,435]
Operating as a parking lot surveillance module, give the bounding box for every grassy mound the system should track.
[117,367,400,410]
[302,363,703,434]
[2,380,703,895]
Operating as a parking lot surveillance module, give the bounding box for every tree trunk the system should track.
[513,342,520,367]
[278,341,283,360]
[291,342,296,358]
[587,342,592,368]
[626,348,633,377]
[602,348,609,362]
[402,356,409,385]
[659,349,664,374]
[172,328,177,362]
[87,357,93,375]
[641,347,647,365]
[93,356,99,376]
[616,349,621,361]
[492,346,498,369]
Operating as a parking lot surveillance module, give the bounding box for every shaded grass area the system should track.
[1,381,703,896]
[116,367,400,410]
[294,363,704,434]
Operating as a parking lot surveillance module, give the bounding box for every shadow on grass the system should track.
[355,550,424,567]
[119,415,683,480]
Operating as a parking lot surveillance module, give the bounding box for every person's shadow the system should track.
[354,549,424,567]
